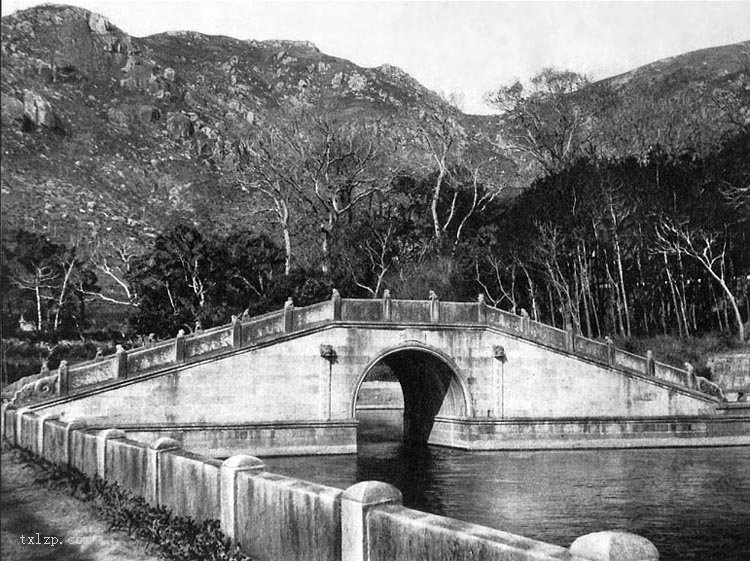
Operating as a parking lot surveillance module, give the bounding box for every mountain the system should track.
[1,4,748,250]
[0,4,447,246]
[604,40,750,96]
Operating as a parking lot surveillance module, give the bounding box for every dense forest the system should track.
[2,60,749,382]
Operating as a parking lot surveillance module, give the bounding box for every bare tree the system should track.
[485,68,591,175]
[240,108,397,274]
[656,221,745,342]
[238,117,304,274]
[407,101,467,243]
[343,221,397,298]
[88,240,139,307]
[534,223,581,332]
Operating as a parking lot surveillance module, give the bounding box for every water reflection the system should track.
[263,439,750,561]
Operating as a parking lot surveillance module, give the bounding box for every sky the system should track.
[2,1,749,114]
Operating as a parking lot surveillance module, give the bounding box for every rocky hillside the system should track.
[1,4,748,250]
[0,4,446,247]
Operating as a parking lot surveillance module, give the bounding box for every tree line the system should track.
[2,68,748,345]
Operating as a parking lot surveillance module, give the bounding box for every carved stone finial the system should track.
[115,344,126,354]
[383,289,391,299]
[332,288,340,299]
[285,296,294,307]
[429,290,438,301]
[684,362,695,375]
[177,329,185,338]
[520,308,529,318]
[478,293,486,304]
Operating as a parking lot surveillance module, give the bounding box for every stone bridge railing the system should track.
[10,290,724,405]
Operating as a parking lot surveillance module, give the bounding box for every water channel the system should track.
[264,435,750,561]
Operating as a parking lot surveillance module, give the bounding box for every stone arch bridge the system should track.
[10,292,748,456]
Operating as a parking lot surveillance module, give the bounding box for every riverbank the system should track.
[0,446,159,561]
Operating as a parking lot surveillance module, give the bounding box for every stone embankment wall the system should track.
[708,352,750,400]
[2,406,658,561]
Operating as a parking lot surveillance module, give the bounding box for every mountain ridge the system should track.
[1,3,747,251]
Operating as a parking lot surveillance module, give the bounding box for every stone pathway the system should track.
[0,447,160,561]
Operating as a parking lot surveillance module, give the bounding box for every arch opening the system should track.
[354,348,468,445]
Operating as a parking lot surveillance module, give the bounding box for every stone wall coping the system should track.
[221,454,265,470]
[342,480,403,505]
[371,504,573,560]
[569,531,659,561]
[97,428,126,440]
[149,437,181,450]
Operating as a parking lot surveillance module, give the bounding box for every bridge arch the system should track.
[351,342,471,444]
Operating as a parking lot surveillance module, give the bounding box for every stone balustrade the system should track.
[1,406,658,561]
[11,291,720,406]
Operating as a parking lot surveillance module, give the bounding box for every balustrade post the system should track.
[231,315,242,348]
[341,481,402,561]
[429,291,440,323]
[477,293,487,323]
[37,413,58,460]
[521,309,530,335]
[382,289,392,321]
[283,297,294,333]
[220,455,265,543]
[115,345,128,378]
[606,337,615,367]
[565,328,575,353]
[175,330,186,362]
[56,360,69,395]
[148,437,180,506]
[14,407,31,449]
[332,289,342,320]
[96,428,126,479]
[646,350,655,376]
[63,419,86,467]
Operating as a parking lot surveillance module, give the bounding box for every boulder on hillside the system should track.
[120,64,154,91]
[139,105,161,123]
[1,93,25,121]
[23,90,59,129]
[88,13,111,34]
[106,106,129,126]
[166,112,194,139]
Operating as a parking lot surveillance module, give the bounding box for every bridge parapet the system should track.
[11,291,722,405]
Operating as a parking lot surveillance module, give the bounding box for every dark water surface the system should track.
[264,440,750,561]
